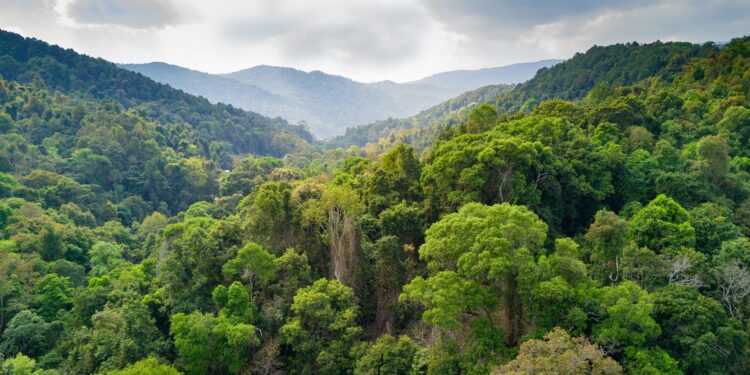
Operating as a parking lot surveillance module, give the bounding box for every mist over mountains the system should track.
[121,60,560,138]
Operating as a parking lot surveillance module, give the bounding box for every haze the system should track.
[1,0,749,82]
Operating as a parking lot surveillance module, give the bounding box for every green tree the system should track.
[628,194,695,254]
[222,242,276,295]
[379,143,422,197]
[264,248,312,327]
[402,203,547,346]
[106,357,181,375]
[88,242,128,277]
[0,353,57,375]
[280,278,361,374]
[243,182,300,253]
[620,244,667,290]
[622,347,681,375]
[219,156,282,196]
[694,135,731,190]
[462,104,499,134]
[52,303,168,375]
[157,217,240,313]
[171,283,259,375]
[0,310,53,358]
[591,281,661,356]
[531,239,589,334]
[622,149,657,203]
[585,210,628,284]
[136,212,168,239]
[652,285,748,374]
[353,335,419,375]
[689,203,741,255]
[211,281,255,322]
[718,106,750,152]
[29,274,71,322]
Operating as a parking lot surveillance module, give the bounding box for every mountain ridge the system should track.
[328,40,718,152]
[121,59,559,138]
[411,59,562,89]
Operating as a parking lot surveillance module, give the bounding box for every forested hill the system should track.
[2,28,750,375]
[326,83,513,150]
[331,40,719,151]
[497,40,718,113]
[0,29,313,156]
[0,29,315,217]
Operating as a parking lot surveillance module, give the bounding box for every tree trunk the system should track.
[328,206,358,288]
[503,275,523,346]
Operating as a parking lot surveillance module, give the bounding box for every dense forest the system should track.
[327,83,514,151]
[1,28,750,375]
[333,40,719,152]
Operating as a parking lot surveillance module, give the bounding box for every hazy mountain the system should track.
[412,59,561,91]
[119,62,284,110]
[121,60,559,138]
[327,83,514,150]
[329,40,715,152]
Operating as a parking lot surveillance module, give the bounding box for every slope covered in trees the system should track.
[0,30,312,157]
[1,29,750,375]
[326,83,514,151]
[333,40,719,153]
[0,29,315,219]
[496,40,718,113]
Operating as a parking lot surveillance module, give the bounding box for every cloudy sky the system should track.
[1,0,749,82]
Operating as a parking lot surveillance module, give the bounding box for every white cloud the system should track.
[0,0,748,82]
[65,0,187,29]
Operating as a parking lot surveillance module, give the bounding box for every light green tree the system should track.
[402,202,547,347]
[171,282,259,375]
[280,278,360,374]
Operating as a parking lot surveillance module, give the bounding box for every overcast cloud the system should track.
[0,0,748,82]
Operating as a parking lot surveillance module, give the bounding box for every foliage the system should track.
[353,334,419,375]
[2,29,750,375]
[171,283,259,374]
[106,357,182,375]
[280,278,360,374]
[492,328,622,375]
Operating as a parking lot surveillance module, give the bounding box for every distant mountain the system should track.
[412,59,561,91]
[329,40,718,153]
[121,60,559,138]
[119,62,284,110]
[327,84,514,150]
[220,65,455,138]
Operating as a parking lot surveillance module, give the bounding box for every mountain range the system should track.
[120,60,560,138]
[330,40,717,151]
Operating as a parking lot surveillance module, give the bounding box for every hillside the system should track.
[122,60,558,138]
[497,40,718,113]
[0,29,313,215]
[0,30,312,157]
[326,83,514,150]
[332,40,719,151]
[2,23,750,375]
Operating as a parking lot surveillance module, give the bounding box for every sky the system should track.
[1,0,749,82]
